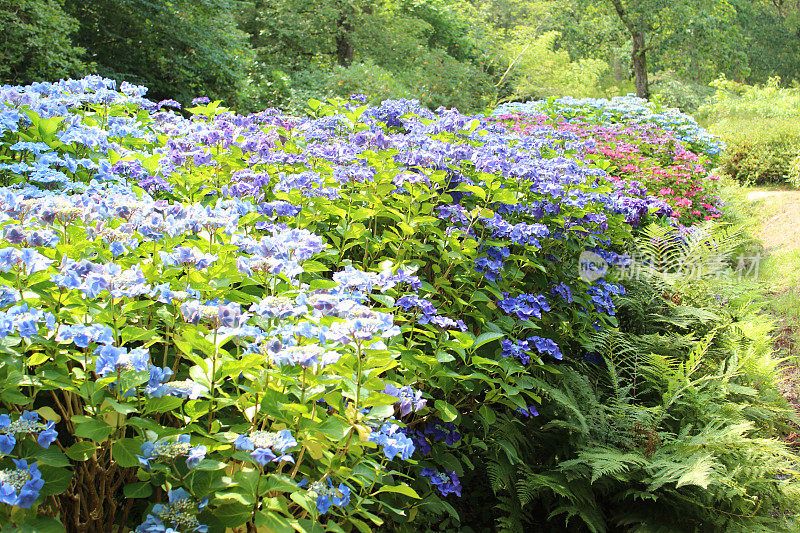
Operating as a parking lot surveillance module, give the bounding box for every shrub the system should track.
[0,76,665,531]
[790,154,800,188]
[715,121,800,185]
[501,31,610,102]
[0,77,795,532]
[495,105,724,223]
[496,95,725,164]
[650,70,715,114]
[700,77,800,186]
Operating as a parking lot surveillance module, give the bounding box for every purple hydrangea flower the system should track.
[383,384,426,416]
[420,468,462,497]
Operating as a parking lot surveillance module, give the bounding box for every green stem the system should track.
[354,342,363,413]
[207,327,219,432]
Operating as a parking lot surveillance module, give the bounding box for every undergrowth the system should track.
[477,223,800,532]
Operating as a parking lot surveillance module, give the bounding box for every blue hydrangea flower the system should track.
[179,300,247,329]
[162,379,209,400]
[158,247,217,270]
[420,468,462,497]
[550,282,574,303]
[497,293,551,321]
[0,411,58,454]
[517,404,540,418]
[422,418,461,446]
[501,338,532,365]
[249,296,307,319]
[395,295,437,316]
[527,335,563,360]
[269,344,341,369]
[299,478,351,515]
[94,345,149,376]
[367,422,416,460]
[234,429,297,466]
[0,304,56,339]
[0,286,17,308]
[143,365,173,397]
[138,435,207,471]
[0,459,44,508]
[135,488,208,533]
[55,323,115,348]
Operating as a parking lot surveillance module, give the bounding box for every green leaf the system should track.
[72,416,114,442]
[37,466,73,496]
[318,416,350,440]
[112,438,142,468]
[124,482,153,499]
[65,441,96,461]
[18,517,65,533]
[375,484,421,499]
[479,405,496,425]
[210,502,251,528]
[29,446,70,467]
[472,332,505,351]
[435,400,458,422]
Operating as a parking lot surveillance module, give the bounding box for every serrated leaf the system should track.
[65,441,96,461]
[124,482,153,498]
[435,400,458,422]
[112,438,142,468]
[37,465,73,496]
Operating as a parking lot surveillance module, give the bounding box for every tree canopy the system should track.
[1,0,799,111]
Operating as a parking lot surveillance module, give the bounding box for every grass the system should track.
[719,179,800,361]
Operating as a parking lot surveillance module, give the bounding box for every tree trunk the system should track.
[609,0,650,99]
[335,15,354,67]
[631,30,650,99]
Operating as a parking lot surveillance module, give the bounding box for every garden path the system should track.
[745,189,800,440]
[745,190,800,252]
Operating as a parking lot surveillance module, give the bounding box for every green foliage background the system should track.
[3,0,800,113]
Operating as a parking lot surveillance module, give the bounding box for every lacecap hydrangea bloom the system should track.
[0,459,44,508]
[0,411,58,454]
[234,429,297,466]
[299,478,351,515]
[135,488,208,533]
[138,435,207,471]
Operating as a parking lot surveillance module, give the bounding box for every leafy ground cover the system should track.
[0,78,797,532]
[698,78,800,187]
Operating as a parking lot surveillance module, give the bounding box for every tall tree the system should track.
[64,0,254,105]
[0,0,85,84]
[607,0,652,98]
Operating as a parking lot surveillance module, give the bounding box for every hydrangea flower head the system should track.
[138,435,207,471]
[420,468,462,497]
[234,429,297,466]
[299,478,351,515]
[0,459,44,508]
[0,411,58,454]
[135,488,208,533]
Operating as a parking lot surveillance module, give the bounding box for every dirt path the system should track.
[745,189,800,430]
[745,190,800,252]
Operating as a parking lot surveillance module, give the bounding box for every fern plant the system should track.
[479,276,800,532]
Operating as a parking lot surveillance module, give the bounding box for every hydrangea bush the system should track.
[0,77,685,531]
[495,95,724,163]
[495,113,724,223]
